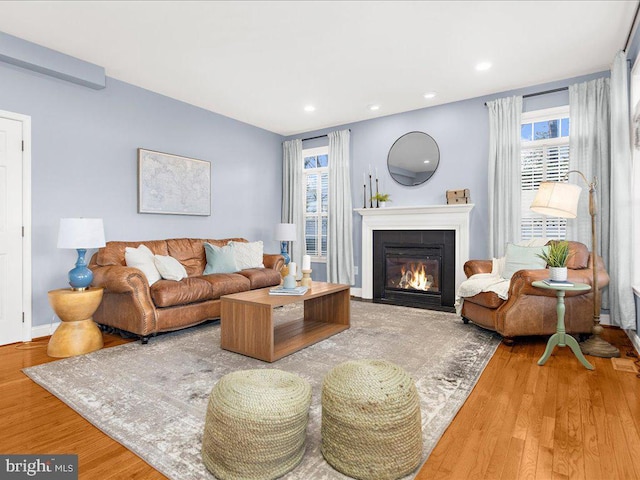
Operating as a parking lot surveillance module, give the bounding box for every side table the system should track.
[47,287,104,358]
[532,281,593,370]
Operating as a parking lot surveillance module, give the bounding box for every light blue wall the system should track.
[0,61,282,328]
[285,71,609,288]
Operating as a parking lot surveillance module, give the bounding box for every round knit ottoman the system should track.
[321,359,423,480]
[201,369,312,480]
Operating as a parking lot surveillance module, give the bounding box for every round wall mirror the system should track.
[387,131,440,186]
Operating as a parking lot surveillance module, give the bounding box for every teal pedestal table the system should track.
[532,281,594,370]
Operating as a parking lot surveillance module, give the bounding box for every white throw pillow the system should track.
[491,257,506,278]
[501,243,549,280]
[154,255,187,281]
[125,244,162,285]
[229,241,264,270]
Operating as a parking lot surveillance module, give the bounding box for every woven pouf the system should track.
[201,369,312,480]
[321,359,423,480]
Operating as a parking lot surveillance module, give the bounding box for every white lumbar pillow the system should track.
[229,240,264,270]
[125,244,162,285]
[154,255,187,281]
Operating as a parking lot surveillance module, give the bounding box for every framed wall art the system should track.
[138,148,211,216]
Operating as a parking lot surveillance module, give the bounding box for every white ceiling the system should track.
[0,1,637,136]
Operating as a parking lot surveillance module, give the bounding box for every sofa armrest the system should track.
[263,253,284,272]
[464,260,493,277]
[508,265,609,298]
[91,265,150,293]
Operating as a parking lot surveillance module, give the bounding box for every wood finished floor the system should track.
[1,328,638,480]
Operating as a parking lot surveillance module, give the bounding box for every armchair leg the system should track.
[502,336,515,346]
[462,317,470,324]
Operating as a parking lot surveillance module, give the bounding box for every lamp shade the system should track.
[275,223,296,241]
[57,218,106,249]
[530,182,582,219]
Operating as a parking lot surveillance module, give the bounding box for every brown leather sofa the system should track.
[88,238,284,343]
[461,241,610,345]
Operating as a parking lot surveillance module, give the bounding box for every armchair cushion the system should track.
[502,243,548,279]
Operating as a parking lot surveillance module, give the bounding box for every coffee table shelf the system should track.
[221,282,350,362]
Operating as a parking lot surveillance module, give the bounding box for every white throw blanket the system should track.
[455,273,510,315]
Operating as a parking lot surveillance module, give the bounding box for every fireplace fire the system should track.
[373,230,455,312]
[386,258,439,293]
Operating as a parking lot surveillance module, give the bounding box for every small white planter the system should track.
[379,201,386,208]
[549,266,568,282]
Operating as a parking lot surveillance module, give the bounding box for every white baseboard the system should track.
[350,287,362,298]
[626,329,640,354]
[31,321,60,339]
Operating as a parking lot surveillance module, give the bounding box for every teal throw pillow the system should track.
[203,243,239,275]
[501,243,549,280]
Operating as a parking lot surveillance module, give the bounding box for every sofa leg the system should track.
[502,336,515,346]
[140,336,150,345]
[462,317,470,324]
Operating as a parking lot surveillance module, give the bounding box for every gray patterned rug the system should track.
[24,301,499,480]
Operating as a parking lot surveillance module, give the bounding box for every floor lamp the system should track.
[530,170,620,358]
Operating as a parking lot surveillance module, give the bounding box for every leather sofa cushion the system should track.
[465,291,505,309]
[566,241,589,269]
[237,268,282,289]
[98,240,169,266]
[166,238,248,276]
[200,273,251,297]
[151,277,214,308]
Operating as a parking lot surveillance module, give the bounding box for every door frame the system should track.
[0,109,32,342]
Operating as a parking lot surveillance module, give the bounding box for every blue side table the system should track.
[532,281,594,370]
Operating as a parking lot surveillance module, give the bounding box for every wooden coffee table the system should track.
[220,282,350,362]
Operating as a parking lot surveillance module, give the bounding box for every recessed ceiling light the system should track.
[423,92,437,99]
[304,105,316,112]
[423,160,430,164]
[475,61,492,72]
[368,104,380,111]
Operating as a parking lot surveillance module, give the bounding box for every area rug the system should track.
[24,301,500,480]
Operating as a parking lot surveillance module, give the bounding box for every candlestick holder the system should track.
[301,269,312,288]
[369,174,373,208]
[363,184,367,208]
[375,178,379,208]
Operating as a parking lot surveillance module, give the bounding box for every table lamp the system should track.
[275,223,296,266]
[530,171,619,358]
[57,218,106,291]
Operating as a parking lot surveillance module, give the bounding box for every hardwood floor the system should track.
[1,328,638,479]
[417,328,640,480]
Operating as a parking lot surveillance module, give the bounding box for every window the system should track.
[303,146,328,260]
[520,106,570,240]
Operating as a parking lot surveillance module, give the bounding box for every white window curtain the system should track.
[567,78,611,309]
[487,95,523,257]
[281,139,305,269]
[327,129,354,284]
[609,50,635,329]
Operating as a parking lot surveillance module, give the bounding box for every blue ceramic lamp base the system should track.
[68,248,93,291]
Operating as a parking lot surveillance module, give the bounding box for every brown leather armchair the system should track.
[460,241,609,345]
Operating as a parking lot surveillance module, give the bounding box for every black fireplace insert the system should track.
[373,230,455,311]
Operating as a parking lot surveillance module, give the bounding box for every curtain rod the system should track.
[624,1,640,52]
[484,87,568,106]
[301,129,351,142]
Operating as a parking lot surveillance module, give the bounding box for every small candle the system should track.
[369,164,372,175]
[363,172,366,185]
[302,255,311,270]
[289,262,297,277]
[376,167,378,179]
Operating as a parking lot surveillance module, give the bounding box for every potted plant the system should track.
[372,192,391,208]
[537,240,572,281]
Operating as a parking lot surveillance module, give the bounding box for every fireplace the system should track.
[373,230,455,311]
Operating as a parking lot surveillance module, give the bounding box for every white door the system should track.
[0,117,24,345]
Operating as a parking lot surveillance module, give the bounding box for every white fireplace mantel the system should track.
[355,204,474,299]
